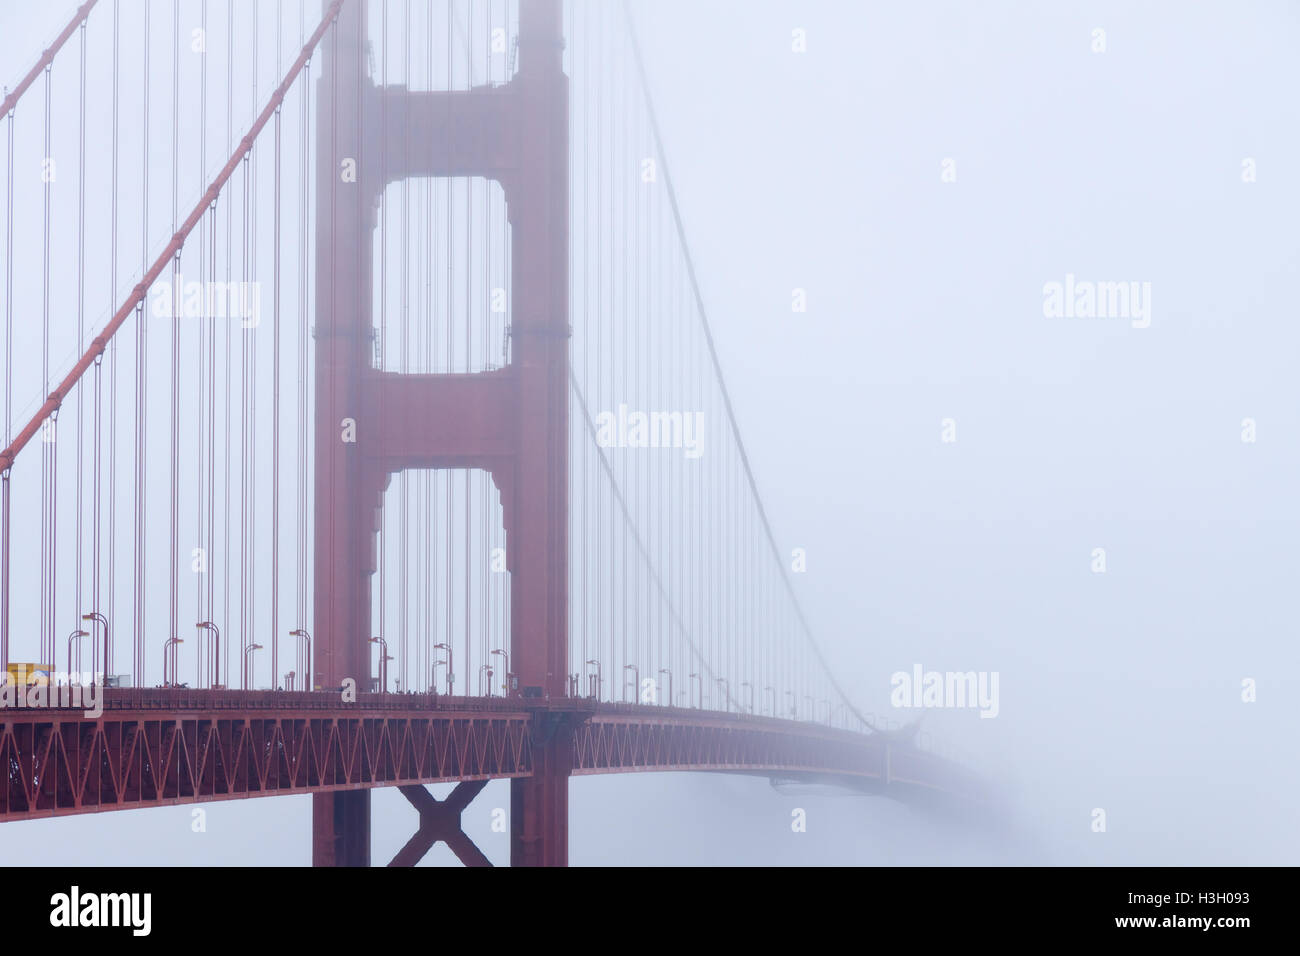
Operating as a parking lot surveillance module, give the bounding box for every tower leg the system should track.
[311,0,375,869]
[510,724,571,867]
[312,791,371,867]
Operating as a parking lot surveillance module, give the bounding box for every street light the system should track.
[784,689,795,718]
[584,659,601,699]
[658,668,673,707]
[741,681,754,714]
[623,664,639,703]
[163,637,183,687]
[244,643,263,689]
[716,677,730,713]
[81,611,108,686]
[65,629,87,680]
[289,628,311,690]
[368,636,388,693]
[764,685,775,716]
[689,672,702,709]
[478,662,495,697]
[196,621,222,688]
[490,649,513,695]
[433,642,453,695]
[432,659,447,694]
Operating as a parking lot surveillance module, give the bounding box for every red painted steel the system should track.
[0,692,985,828]
[0,690,531,822]
[389,781,491,867]
[311,0,373,864]
[0,1,99,120]
[312,0,570,866]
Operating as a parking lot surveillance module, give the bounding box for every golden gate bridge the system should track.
[0,0,985,866]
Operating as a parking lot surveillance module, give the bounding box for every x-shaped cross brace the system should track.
[387,780,492,867]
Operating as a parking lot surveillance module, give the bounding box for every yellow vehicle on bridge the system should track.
[5,663,52,688]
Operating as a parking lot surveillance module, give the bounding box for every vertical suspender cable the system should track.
[196,0,208,685]
[169,0,182,679]
[376,0,387,688]
[272,0,284,689]
[74,21,87,671]
[248,5,260,689]
[106,0,119,677]
[40,65,53,669]
[240,146,250,687]
[427,3,436,687]
[401,0,411,692]
[1,64,12,672]
[594,0,604,697]
[223,0,234,687]
[89,13,103,678]
[135,0,150,684]
[445,0,453,693]
[618,28,628,697]
[298,8,311,680]
[464,0,473,695]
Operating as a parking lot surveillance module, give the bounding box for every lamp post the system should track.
[478,663,494,697]
[764,685,775,716]
[196,621,221,689]
[65,629,87,680]
[784,689,795,718]
[286,670,295,692]
[81,612,108,686]
[432,659,447,694]
[689,672,702,709]
[657,668,672,707]
[434,642,453,695]
[490,649,512,695]
[623,664,639,703]
[716,677,730,713]
[289,628,311,690]
[741,681,754,714]
[368,636,388,693]
[163,637,183,687]
[584,659,601,699]
[244,643,263,689]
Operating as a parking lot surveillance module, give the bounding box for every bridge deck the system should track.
[0,690,985,823]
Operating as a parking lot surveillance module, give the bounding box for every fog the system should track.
[1,0,1297,865]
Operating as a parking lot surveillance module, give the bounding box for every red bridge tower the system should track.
[311,0,570,867]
